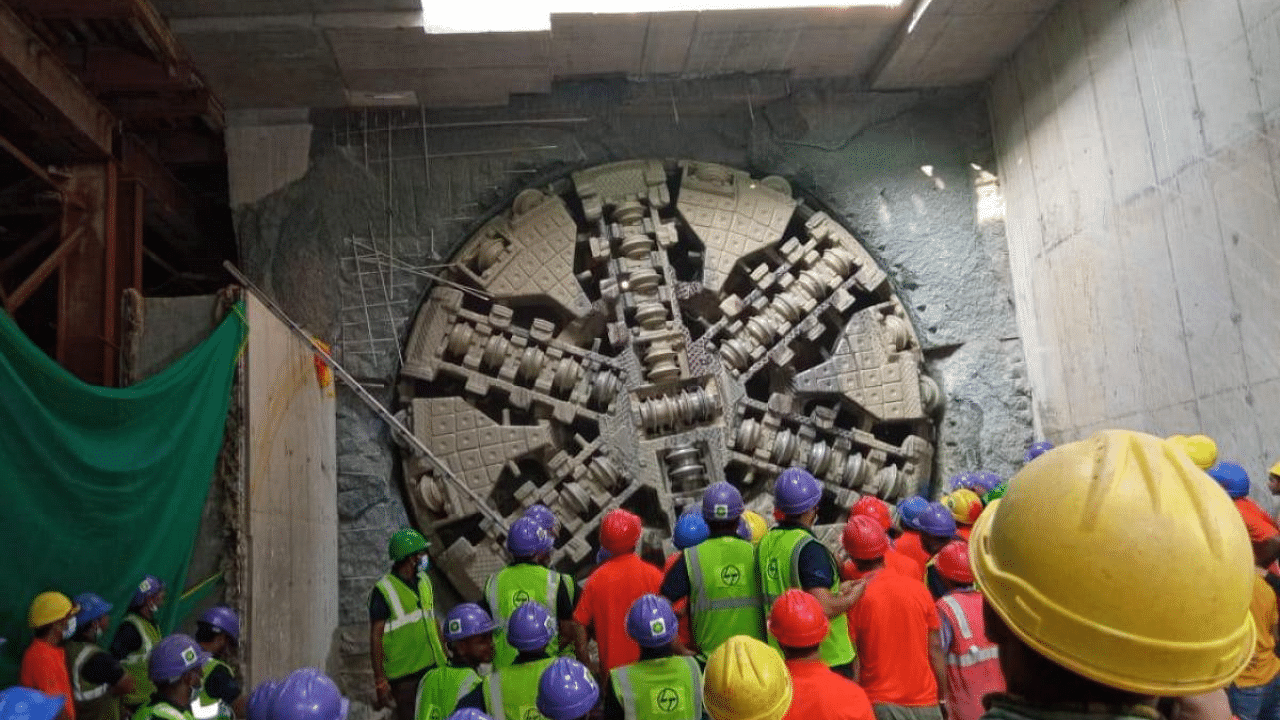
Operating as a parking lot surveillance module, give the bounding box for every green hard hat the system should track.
[388,528,429,562]
[982,483,1007,505]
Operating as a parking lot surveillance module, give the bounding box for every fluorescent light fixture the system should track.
[422,0,905,33]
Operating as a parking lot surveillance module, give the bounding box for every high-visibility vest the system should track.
[192,658,234,720]
[119,614,161,707]
[375,572,448,680]
[685,537,765,655]
[484,564,565,667]
[414,665,481,720]
[757,527,855,668]
[66,641,120,720]
[134,699,193,720]
[936,591,1004,720]
[608,655,702,720]
[482,658,556,720]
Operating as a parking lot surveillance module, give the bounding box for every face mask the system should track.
[418,555,430,573]
[61,617,77,641]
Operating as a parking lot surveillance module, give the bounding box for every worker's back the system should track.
[848,570,939,706]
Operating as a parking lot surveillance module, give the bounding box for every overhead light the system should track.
[422,0,906,33]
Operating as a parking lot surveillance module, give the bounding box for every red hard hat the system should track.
[842,515,888,560]
[850,496,891,531]
[935,540,974,584]
[600,508,642,555]
[768,589,829,648]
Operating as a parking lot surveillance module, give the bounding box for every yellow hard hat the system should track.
[703,635,792,720]
[741,511,768,545]
[28,591,75,629]
[943,489,983,525]
[971,430,1254,696]
[1167,434,1217,470]
[1269,459,1280,478]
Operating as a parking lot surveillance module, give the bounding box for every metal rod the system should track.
[0,132,60,189]
[223,260,508,527]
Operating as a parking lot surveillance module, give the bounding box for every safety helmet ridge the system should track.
[388,528,429,563]
[506,601,555,652]
[774,468,822,516]
[703,481,746,522]
[704,636,792,720]
[443,603,498,642]
[536,658,599,720]
[768,589,829,648]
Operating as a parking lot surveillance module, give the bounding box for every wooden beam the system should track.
[118,134,204,252]
[57,163,115,385]
[5,222,83,312]
[76,46,201,94]
[105,88,219,122]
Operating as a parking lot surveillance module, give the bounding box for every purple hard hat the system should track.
[702,481,745,522]
[1209,462,1251,499]
[972,472,1003,494]
[445,711,494,720]
[946,473,976,493]
[917,502,958,538]
[673,514,709,550]
[774,468,822,515]
[507,516,552,557]
[443,603,497,642]
[248,680,282,720]
[272,669,348,720]
[536,658,600,720]
[73,593,112,627]
[132,575,165,608]
[198,606,241,643]
[523,504,558,534]
[1024,441,1054,464]
[625,594,677,648]
[507,601,555,652]
[0,687,65,720]
[736,517,752,541]
[897,496,930,531]
[148,634,210,683]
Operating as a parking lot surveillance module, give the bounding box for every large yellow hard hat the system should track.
[1167,434,1218,470]
[703,635,791,720]
[741,511,768,545]
[971,430,1254,696]
[1269,459,1280,478]
[28,591,75,629]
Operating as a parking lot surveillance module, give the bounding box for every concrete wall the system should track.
[990,0,1280,485]
[244,294,339,685]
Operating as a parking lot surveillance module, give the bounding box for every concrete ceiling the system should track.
[154,0,1062,108]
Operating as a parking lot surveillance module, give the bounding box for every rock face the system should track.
[233,77,1032,706]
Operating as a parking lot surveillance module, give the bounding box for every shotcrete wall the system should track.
[230,77,1031,705]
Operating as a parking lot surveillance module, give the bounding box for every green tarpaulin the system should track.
[0,302,245,688]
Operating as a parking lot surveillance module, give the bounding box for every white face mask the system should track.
[62,617,77,640]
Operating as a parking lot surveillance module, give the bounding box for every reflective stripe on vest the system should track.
[685,537,765,654]
[70,643,109,702]
[610,656,703,720]
[484,565,562,667]
[376,573,447,679]
[939,593,1000,667]
[757,528,855,667]
[483,659,555,720]
[121,614,161,706]
[193,658,233,720]
[136,702,190,720]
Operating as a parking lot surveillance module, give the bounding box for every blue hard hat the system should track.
[73,593,112,627]
[507,516,553,557]
[1209,462,1251,499]
[774,468,822,515]
[443,603,497,642]
[537,659,599,720]
[272,669,348,720]
[702,481,745,522]
[0,687,65,720]
[507,601,555,652]
[625,594,677,647]
[1025,441,1054,463]
[673,514,709,550]
[916,502,958,538]
[248,680,282,720]
[897,496,930,531]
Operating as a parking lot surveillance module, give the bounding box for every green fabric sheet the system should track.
[0,302,245,688]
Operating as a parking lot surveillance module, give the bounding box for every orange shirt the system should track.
[894,531,931,578]
[20,638,75,720]
[783,658,875,720]
[848,570,941,706]
[841,550,921,583]
[1236,498,1280,544]
[574,552,663,673]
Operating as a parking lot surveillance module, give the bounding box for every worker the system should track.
[111,575,166,712]
[741,511,768,544]
[21,591,79,720]
[929,541,1003,720]
[1212,462,1280,568]
[1269,460,1280,496]
[1022,441,1053,464]
[246,680,280,720]
[664,512,709,650]
[574,509,663,675]
[662,482,765,657]
[844,498,918,582]
[133,635,210,720]
[602,595,702,720]
[703,635,792,720]
[1167,433,1218,470]
[482,516,584,667]
[192,607,245,720]
[537,658,599,720]
[844,513,942,720]
[842,516,919,582]
[458,602,557,720]
[893,497,931,569]
[941,490,982,541]
[758,468,860,677]
[370,529,448,720]
[66,593,134,720]
[969,473,1002,498]
[415,603,496,720]
[767,588,874,720]
[271,669,349,720]
[0,687,66,720]
[973,430,1255,720]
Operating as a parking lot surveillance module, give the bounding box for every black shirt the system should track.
[78,647,126,686]
[110,620,145,660]
[205,663,241,705]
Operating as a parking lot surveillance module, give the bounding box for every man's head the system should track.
[272,669,349,720]
[1268,459,1280,495]
[972,430,1255,700]
[841,515,888,573]
[506,516,553,564]
[626,594,678,649]
[934,540,973,591]
[149,634,210,703]
[506,601,554,655]
[131,575,166,618]
[704,636,792,720]
[536,658,599,720]
[388,528,429,573]
[72,592,113,642]
[600,509,642,556]
[774,468,822,527]
[442,603,496,666]
[28,591,76,644]
[673,513,710,550]
[768,589,828,660]
[195,606,241,656]
[916,502,957,556]
[896,496,929,533]
[703,481,745,525]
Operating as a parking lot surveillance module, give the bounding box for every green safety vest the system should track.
[482,657,556,720]
[484,564,566,667]
[192,658,234,720]
[609,655,703,720]
[756,527,855,668]
[376,572,448,680]
[134,699,194,720]
[684,537,765,656]
[120,613,161,707]
[414,665,481,720]
[66,640,120,720]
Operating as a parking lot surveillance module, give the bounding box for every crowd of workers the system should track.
[7,431,1280,720]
